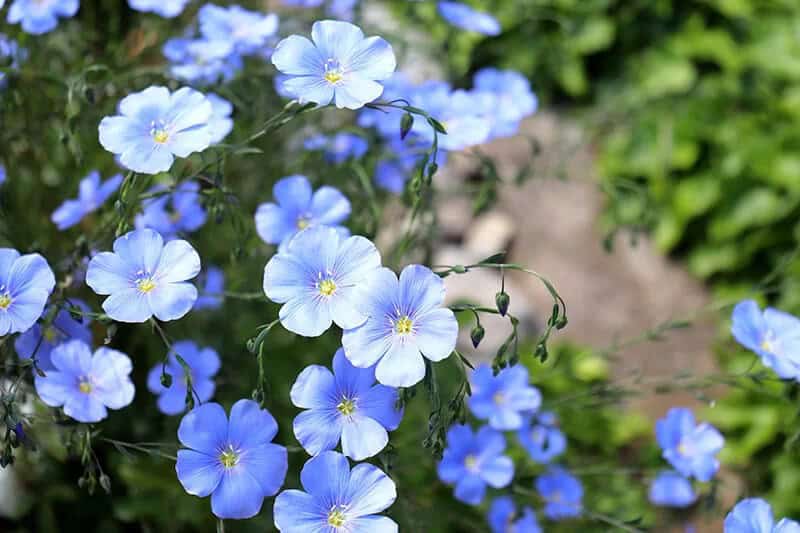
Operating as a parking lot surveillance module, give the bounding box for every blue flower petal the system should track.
[341,415,388,460]
[374,341,425,388]
[300,450,351,501]
[178,403,228,454]
[228,399,279,449]
[211,469,265,519]
[345,462,397,517]
[238,443,287,497]
[148,283,197,321]
[273,489,328,532]
[176,449,223,497]
[294,408,343,456]
[291,364,337,409]
[271,35,323,76]
[454,475,486,505]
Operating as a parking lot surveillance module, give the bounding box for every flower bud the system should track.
[495,291,510,316]
[470,324,485,348]
[400,112,414,140]
[160,372,173,388]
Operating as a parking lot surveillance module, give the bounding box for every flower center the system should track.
[337,397,356,416]
[150,120,170,144]
[78,379,93,394]
[318,278,337,297]
[464,454,479,473]
[327,507,347,527]
[0,292,11,310]
[137,277,157,294]
[677,439,695,457]
[549,490,563,503]
[219,446,239,469]
[43,326,59,343]
[395,316,413,335]
[323,58,344,85]
[493,392,506,405]
[296,216,310,230]
[761,332,777,353]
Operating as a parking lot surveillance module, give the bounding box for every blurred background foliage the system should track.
[394,0,800,523]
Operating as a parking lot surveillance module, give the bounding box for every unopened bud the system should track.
[496,291,510,316]
[470,324,485,348]
[400,113,414,140]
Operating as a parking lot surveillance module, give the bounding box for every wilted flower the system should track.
[271,20,396,109]
[147,340,220,415]
[290,348,402,460]
[342,264,458,388]
[176,400,288,519]
[51,171,123,230]
[263,226,380,336]
[34,340,135,423]
[273,450,397,532]
[0,248,56,336]
[86,228,201,323]
[99,86,213,174]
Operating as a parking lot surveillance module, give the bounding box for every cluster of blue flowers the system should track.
[649,407,724,508]
[357,67,537,194]
[437,362,580,531]
[732,299,800,380]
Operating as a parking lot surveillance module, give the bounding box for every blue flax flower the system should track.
[273,450,397,532]
[410,82,492,151]
[51,171,123,230]
[255,174,351,248]
[263,226,380,336]
[86,228,201,323]
[163,38,242,85]
[725,498,800,533]
[438,1,501,36]
[99,86,213,174]
[34,340,135,423]
[207,93,234,144]
[304,132,368,163]
[437,424,514,505]
[656,407,724,482]
[291,348,402,460]
[199,4,279,55]
[128,0,189,17]
[6,0,78,35]
[649,470,696,508]
[0,248,56,336]
[0,165,5,185]
[535,467,583,519]
[518,411,566,463]
[732,299,800,380]
[15,299,91,371]
[176,399,288,519]
[488,496,541,533]
[342,264,458,388]
[469,363,541,430]
[473,68,538,138]
[0,34,26,88]
[135,181,207,239]
[194,266,224,311]
[147,340,220,415]
[271,20,396,110]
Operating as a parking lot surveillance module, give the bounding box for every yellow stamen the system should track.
[395,316,413,334]
[79,381,93,394]
[219,447,239,468]
[296,217,310,230]
[137,278,156,294]
[318,279,336,297]
[328,509,346,527]
[493,392,506,405]
[464,454,478,472]
[0,294,11,310]
[43,327,58,343]
[337,398,356,416]
[153,130,169,144]
[324,71,343,85]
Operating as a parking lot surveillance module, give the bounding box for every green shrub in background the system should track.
[392,0,800,520]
